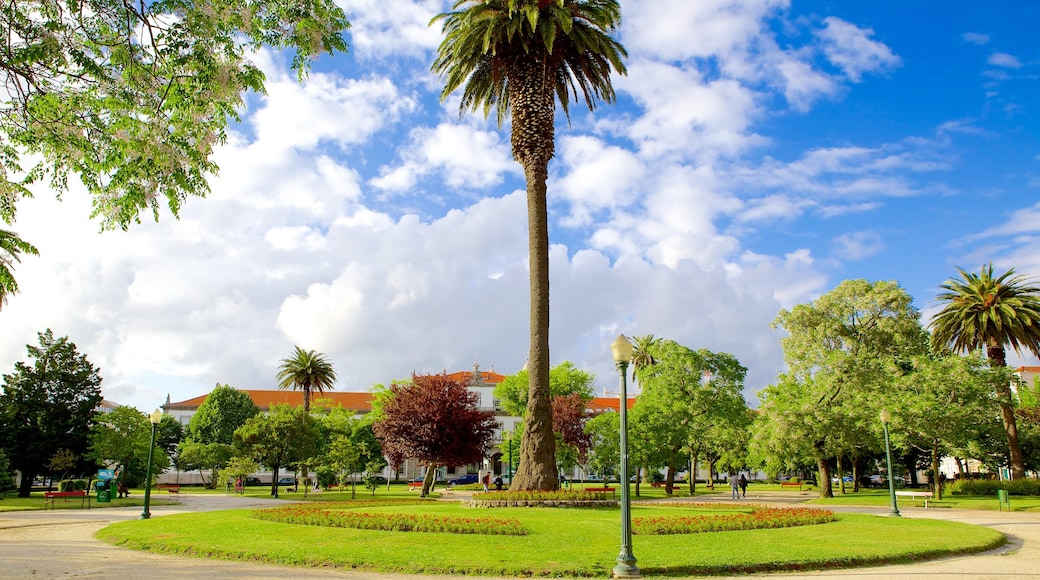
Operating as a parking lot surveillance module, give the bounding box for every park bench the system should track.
[157,484,181,500]
[650,481,665,488]
[407,481,424,491]
[895,490,932,508]
[780,481,804,491]
[44,490,88,509]
[585,486,616,499]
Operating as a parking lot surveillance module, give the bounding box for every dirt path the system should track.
[1,493,1037,579]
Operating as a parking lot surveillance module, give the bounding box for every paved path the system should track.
[1,492,1038,579]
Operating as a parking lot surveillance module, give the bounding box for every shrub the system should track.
[633,506,836,535]
[58,478,88,491]
[949,478,1040,496]
[472,490,614,502]
[253,502,526,535]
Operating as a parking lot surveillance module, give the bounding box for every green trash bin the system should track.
[997,489,1009,511]
[96,480,111,503]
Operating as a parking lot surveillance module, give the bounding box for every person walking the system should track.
[481,471,490,492]
[729,473,740,499]
[738,473,748,498]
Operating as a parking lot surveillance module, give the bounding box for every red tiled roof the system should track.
[587,397,636,413]
[166,390,373,412]
[1015,366,1040,373]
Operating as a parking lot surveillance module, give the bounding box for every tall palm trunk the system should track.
[987,344,1026,480]
[510,54,559,491]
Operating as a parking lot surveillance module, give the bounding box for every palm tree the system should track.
[431,0,626,491]
[929,263,1040,480]
[630,334,660,385]
[276,346,337,414]
[0,228,39,310]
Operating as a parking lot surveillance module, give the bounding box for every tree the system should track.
[0,228,38,310]
[493,361,595,417]
[178,383,257,486]
[630,334,660,385]
[0,0,349,231]
[432,0,627,490]
[0,329,102,496]
[234,404,321,498]
[372,373,496,496]
[929,263,1040,480]
[886,353,1006,499]
[89,406,170,486]
[316,408,387,495]
[760,279,926,498]
[276,347,337,414]
[184,383,259,444]
[552,393,593,470]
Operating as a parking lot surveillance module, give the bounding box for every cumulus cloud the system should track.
[815,17,901,82]
[988,52,1023,68]
[962,32,990,45]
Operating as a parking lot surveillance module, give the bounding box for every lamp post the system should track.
[507,430,513,484]
[879,410,901,517]
[140,409,163,520]
[611,334,640,579]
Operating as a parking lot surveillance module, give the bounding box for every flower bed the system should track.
[468,490,618,508]
[633,506,836,535]
[253,502,527,535]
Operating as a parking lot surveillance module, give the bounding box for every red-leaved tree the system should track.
[552,393,593,465]
[372,373,497,496]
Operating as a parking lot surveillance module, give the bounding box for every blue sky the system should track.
[1,0,1038,412]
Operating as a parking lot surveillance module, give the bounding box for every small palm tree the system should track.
[929,263,1040,480]
[276,346,337,413]
[630,334,660,385]
[431,0,626,491]
[0,228,39,310]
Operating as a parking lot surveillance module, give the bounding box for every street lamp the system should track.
[611,334,640,579]
[140,408,163,520]
[879,410,901,517]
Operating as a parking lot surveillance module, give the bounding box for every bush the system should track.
[58,478,88,491]
[949,478,1040,496]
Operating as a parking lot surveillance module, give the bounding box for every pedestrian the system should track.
[494,475,503,491]
[738,473,748,498]
[482,471,490,492]
[729,472,740,499]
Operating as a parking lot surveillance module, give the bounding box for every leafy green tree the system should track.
[89,406,170,486]
[185,384,260,445]
[585,411,619,478]
[0,228,38,310]
[494,361,595,417]
[929,263,1040,480]
[234,404,321,498]
[276,346,338,413]
[758,279,926,498]
[177,441,234,488]
[432,0,626,491]
[373,373,496,496]
[156,415,185,473]
[0,0,348,230]
[0,329,102,496]
[886,353,1006,499]
[0,449,13,495]
[216,456,261,493]
[636,340,749,494]
[315,409,387,496]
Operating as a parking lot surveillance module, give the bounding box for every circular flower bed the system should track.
[634,504,836,535]
[253,501,527,535]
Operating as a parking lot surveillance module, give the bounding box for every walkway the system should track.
[0,492,1037,579]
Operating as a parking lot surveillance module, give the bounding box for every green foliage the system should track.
[493,361,595,418]
[0,329,103,497]
[949,478,1040,496]
[89,406,170,486]
[58,478,88,491]
[0,228,39,309]
[0,449,12,494]
[0,0,349,230]
[216,456,261,491]
[185,384,259,445]
[235,404,322,496]
[177,441,234,487]
[315,408,387,491]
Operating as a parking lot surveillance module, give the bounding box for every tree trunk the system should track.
[689,453,698,496]
[931,443,943,500]
[509,53,560,492]
[836,455,845,495]
[421,465,437,497]
[270,466,280,498]
[17,471,35,498]
[988,344,1026,480]
[815,443,833,498]
[707,458,717,489]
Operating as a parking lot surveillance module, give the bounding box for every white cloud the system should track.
[339,0,446,59]
[962,32,990,45]
[831,230,884,260]
[988,52,1023,68]
[816,17,901,82]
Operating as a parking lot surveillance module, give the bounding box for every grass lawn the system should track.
[97,500,1005,577]
[804,488,1040,512]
